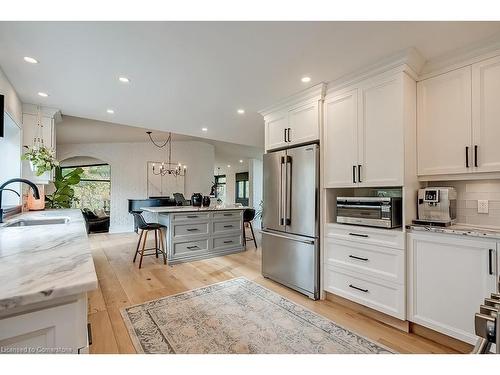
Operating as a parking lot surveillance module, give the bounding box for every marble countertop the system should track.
[407,223,500,240]
[0,209,98,313]
[141,204,249,213]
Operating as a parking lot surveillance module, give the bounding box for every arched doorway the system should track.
[60,156,111,233]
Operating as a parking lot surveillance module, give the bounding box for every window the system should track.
[214,174,226,201]
[61,164,111,212]
[235,172,249,206]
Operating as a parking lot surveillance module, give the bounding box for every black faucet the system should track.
[0,178,40,223]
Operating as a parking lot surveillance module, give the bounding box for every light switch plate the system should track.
[478,200,489,214]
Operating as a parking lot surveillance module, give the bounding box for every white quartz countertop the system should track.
[0,209,98,313]
[407,223,500,240]
[141,205,249,213]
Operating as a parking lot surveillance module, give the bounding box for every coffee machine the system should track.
[415,187,457,226]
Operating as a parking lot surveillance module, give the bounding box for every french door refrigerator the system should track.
[262,143,319,300]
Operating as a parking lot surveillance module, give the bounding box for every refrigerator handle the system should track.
[285,155,292,226]
[280,156,286,226]
[263,230,315,244]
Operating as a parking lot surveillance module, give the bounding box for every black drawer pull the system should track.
[223,213,233,216]
[187,245,200,250]
[348,232,369,238]
[349,255,369,262]
[223,240,233,244]
[489,249,494,275]
[349,284,368,293]
[87,323,92,346]
[187,215,198,218]
[186,228,199,232]
[223,225,234,228]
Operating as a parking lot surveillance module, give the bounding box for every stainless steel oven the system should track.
[336,197,402,229]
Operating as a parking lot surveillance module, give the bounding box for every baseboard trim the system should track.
[409,323,473,354]
[325,292,410,333]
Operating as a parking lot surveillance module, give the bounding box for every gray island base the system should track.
[141,205,248,264]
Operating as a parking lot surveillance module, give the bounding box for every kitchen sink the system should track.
[3,217,70,227]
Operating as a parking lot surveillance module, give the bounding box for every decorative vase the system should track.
[202,196,211,207]
[191,193,203,207]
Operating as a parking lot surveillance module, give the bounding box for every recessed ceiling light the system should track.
[201,127,208,132]
[118,76,130,83]
[227,165,231,168]
[301,76,311,83]
[239,160,243,163]
[24,56,38,64]
[106,109,115,114]
[237,109,245,115]
[37,92,48,97]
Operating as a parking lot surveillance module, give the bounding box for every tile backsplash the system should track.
[430,179,500,229]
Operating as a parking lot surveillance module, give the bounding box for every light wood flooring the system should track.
[87,231,461,354]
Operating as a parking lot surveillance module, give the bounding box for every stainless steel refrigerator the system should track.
[262,143,319,300]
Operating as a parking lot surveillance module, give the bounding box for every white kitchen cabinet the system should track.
[323,90,358,187]
[417,66,472,176]
[261,83,325,151]
[323,71,413,188]
[408,232,498,344]
[472,55,500,173]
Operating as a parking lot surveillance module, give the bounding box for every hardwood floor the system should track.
[87,231,461,354]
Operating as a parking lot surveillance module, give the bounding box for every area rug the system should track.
[121,277,393,354]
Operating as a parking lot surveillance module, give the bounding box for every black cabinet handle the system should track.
[352,165,357,183]
[223,240,233,244]
[187,245,200,250]
[186,228,199,232]
[284,128,287,142]
[349,255,369,262]
[358,164,362,183]
[349,284,368,293]
[223,213,233,216]
[466,146,470,168]
[87,323,92,346]
[287,128,291,142]
[223,225,234,228]
[489,249,494,275]
[187,215,198,218]
[475,145,479,167]
[349,232,369,238]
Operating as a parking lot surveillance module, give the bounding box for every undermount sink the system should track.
[3,217,70,227]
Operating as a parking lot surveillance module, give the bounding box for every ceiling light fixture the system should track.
[147,131,186,177]
[201,127,208,132]
[239,160,243,163]
[24,56,38,64]
[106,109,115,114]
[227,165,231,168]
[237,109,245,115]
[37,92,48,97]
[301,76,311,83]
[118,76,130,83]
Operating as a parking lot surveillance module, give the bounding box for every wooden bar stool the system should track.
[131,212,167,268]
[243,208,258,249]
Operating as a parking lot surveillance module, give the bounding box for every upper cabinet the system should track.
[324,70,416,188]
[417,55,500,177]
[261,83,325,152]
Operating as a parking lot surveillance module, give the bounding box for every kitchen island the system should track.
[0,209,97,353]
[141,205,248,264]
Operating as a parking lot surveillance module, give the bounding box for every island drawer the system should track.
[212,234,243,251]
[173,222,209,238]
[172,213,210,222]
[213,211,242,220]
[172,238,209,255]
[213,220,242,234]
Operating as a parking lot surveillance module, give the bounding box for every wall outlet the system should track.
[478,200,489,214]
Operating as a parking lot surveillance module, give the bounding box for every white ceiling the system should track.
[1,22,500,147]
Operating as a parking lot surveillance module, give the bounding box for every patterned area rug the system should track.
[121,277,393,354]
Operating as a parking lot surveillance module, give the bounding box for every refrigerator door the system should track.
[262,230,319,299]
[285,143,319,238]
[263,150,287,232]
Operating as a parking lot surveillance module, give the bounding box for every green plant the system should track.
[21,145,58,176]
[45,166,84,208]
[255,200,263,220]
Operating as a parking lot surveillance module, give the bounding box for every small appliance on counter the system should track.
[413,187,457,226]
[336,196,402,229]
[191,193,203,207]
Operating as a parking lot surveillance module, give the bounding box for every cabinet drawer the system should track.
[213,211,242,220]
[172,212,210,222]
[325,238,404,284]
[172,239,209,256]
[324,265,405,319]
[213,220,242,234]
[212,235,243,251]
[173,222,209,238]
[325,223,404,250]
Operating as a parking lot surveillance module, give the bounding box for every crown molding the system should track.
[259,82,326,117]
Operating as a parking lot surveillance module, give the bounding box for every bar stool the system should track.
[243,208,258,249]
[131,212,167,268]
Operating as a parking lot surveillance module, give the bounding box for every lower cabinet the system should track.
[407,232,498,344]
[0,293,89,353]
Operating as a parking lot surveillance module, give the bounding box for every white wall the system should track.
[0,66,22,125]
[57,140,215,232]
[0,112,22,206]
[249,158,263,228]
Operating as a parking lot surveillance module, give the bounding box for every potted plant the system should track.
[45,166,84,209]
[21,145,59,176]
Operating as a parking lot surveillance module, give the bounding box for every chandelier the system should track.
[146,131,186,177]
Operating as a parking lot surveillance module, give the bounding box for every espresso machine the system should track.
[414,187,457,226]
